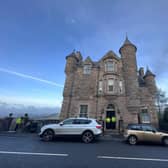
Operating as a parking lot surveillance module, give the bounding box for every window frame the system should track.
[139,108,151,124]
[105,61,114,72]
[119,81,123,93]
[98,80,103,93]
[107,79,114,92]
[83,64,92,74]
[79,105,88,118]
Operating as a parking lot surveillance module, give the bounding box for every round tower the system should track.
[119,36,139,97]
[61,51,78,120]
[65,52,78,74]
[144,68,157,95]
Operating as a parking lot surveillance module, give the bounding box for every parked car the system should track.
[39,118,102,143]
[124,124,168,146]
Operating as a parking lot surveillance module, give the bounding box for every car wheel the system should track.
[82,131,94,143]
[162,137,168,146]
[128,135,137,145]
[42,129,54,142]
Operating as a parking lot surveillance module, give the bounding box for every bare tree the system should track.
[155,88,168,119]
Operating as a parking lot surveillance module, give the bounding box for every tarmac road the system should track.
[0,134,168,168]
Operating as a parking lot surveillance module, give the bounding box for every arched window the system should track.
[107,104,115,110]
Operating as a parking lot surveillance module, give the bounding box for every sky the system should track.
[0,0,168,112]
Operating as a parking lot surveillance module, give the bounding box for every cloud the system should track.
[0,68,64,87]
[0,95,62,107]
[0,100,61,118]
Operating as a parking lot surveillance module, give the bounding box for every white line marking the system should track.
[0,151,68,157]
[98,156,168,162]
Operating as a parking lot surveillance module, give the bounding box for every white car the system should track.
[39,118,102,143]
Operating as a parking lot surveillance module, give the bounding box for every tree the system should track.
[163,108,168,122]
[155,88,168,119]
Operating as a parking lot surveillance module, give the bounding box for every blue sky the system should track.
[0,0,168,108]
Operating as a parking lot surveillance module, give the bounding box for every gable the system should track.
[101,50,120,61]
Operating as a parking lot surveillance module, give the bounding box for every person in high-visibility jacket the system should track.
[15,117,22,131]
[111,116,116,123]
[106,117,111,123]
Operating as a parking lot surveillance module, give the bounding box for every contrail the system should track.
[0,68,64,87]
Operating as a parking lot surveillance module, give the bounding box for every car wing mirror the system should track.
[59,122,63,126]
[152,130,156,133]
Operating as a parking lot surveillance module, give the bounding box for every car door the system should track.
[129,125,144,141]
[72,119,82,135]
[56,119,74,135]
[142,125,161,142]
[73,119,92,135]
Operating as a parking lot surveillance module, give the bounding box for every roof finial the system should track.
[126,32,128,40]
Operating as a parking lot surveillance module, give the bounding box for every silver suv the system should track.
[39,118,102,143]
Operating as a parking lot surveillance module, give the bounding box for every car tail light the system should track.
[96,125,102,129]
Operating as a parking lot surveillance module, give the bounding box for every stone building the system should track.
[60,37,158,131]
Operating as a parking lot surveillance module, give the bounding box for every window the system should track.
[119,81,123,93]
[142,125,156,132]
[83,65,91,74]
[105,62,114,72]
[114,62,117,71]
[139,109,151,124]
[108,79,114,92]
[107,104,115,110]
[99,80,103,92]
[74,119,91,124]
[63,119,74,125]
[80,105,88,117]
[128,124,142,131]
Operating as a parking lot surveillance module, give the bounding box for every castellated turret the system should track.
[75,51,83,62]
[65,51,78,74]
[144,68,157,95]
[63,52,78,98]
[119,37,139,98]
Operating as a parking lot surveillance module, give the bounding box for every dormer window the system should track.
[105,60,117,72]
[83,64,91,74]
[105,62,114,72]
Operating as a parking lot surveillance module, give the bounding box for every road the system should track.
[0,134,168,168]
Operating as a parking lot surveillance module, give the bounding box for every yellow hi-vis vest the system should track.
[111,117,116,123]
[106,117,111,123]
[16,118,22,124]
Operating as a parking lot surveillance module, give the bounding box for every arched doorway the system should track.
[106,104,116,129]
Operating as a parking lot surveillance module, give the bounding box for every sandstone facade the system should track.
[60,37,158,130]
